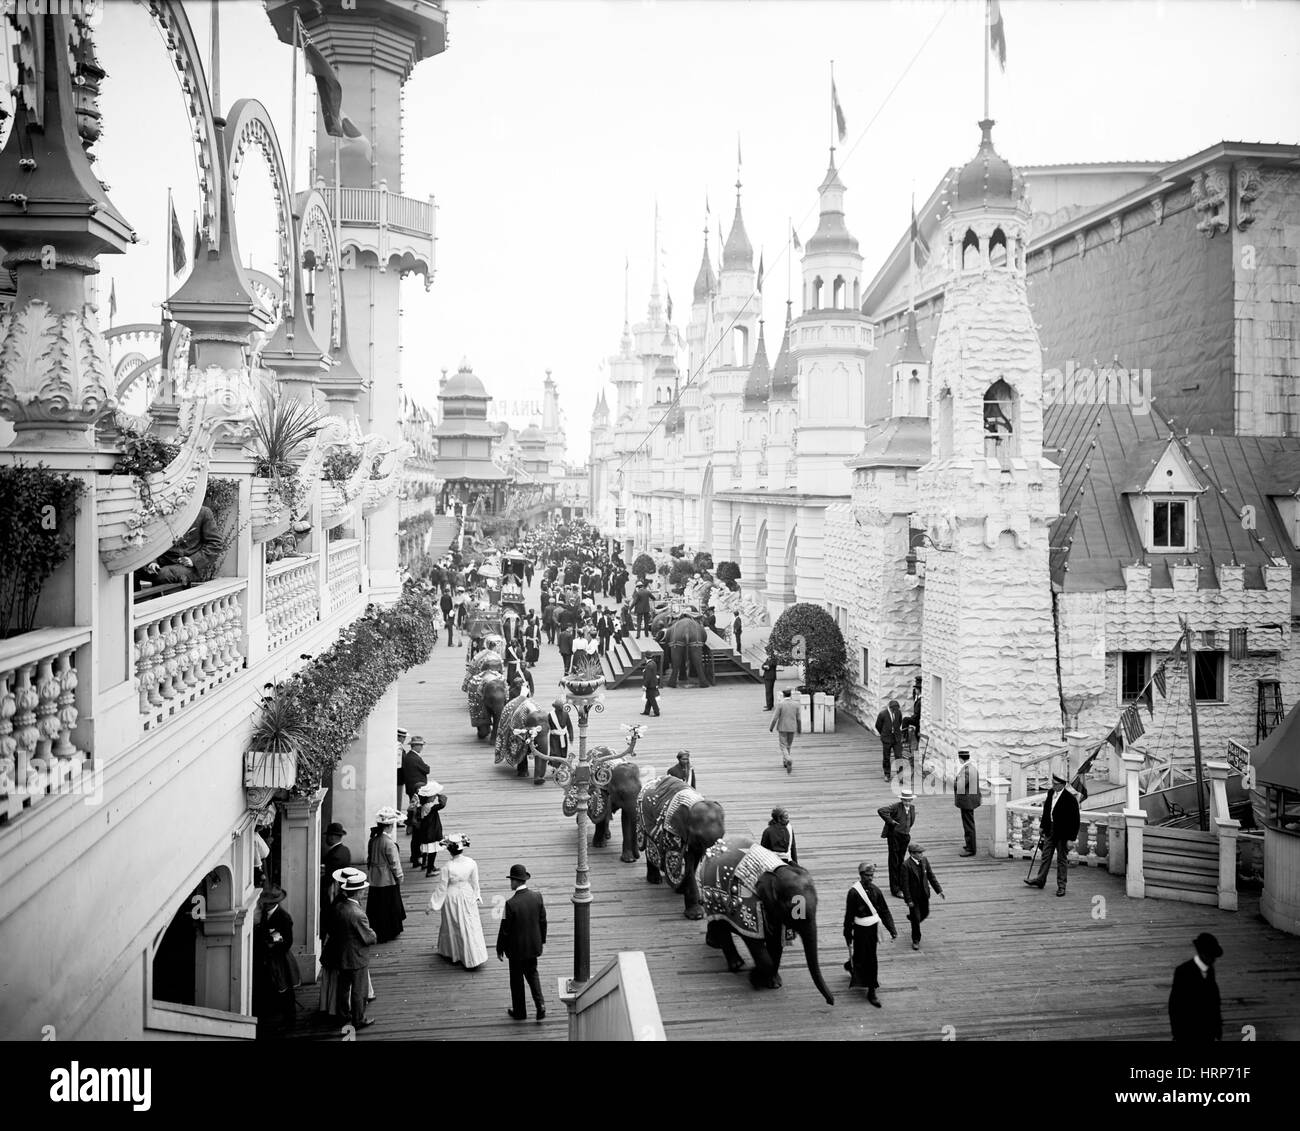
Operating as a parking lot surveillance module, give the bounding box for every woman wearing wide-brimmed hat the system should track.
[366,808,407,943]
[426,833,488,970]
[252,883,299,1028]
[416,781,448,875]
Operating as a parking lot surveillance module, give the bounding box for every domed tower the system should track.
[916,119,1062,763]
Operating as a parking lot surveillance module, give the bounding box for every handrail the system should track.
[130,576,247,628]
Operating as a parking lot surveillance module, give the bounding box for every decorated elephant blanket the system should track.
[585,750,631,822]
[461,650,504,693]
[637,776,702,888]
[494,693,540,767]
[466,671,505,725]
[697,840,787,940]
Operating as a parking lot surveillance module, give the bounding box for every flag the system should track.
[1152,662,1167,699]
[988,0,1007,72]
[193,212,201,262]
[1120,704,1146,745]
[756,250,764,292]
[666,290,673,322]
[1106,728,1124,755]
[832,79,847,144]
[1229,628,1248,659]
[302,26,364,139]
[170,199,187,274]
[108,279,117,324]
[737,135,742,170]
[791,225,802,251]
[911,198,931,268]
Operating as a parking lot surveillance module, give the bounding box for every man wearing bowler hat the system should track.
[1169,933,1224,1042]
[1024,769,1081,896]
[320,822,351,939]
[497,863,548,1021]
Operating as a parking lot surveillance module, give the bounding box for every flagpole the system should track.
[210,0,221,119]
[1182,617,1209,832]
[289,12,299,214]
[983,2,990,120]
[829,60,835,158]
[163,186,173,394]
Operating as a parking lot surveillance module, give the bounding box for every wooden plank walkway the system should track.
[327,580,1300,1042]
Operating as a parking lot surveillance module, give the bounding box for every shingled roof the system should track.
[1046,404,1300,592]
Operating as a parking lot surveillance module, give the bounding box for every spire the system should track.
[743,319,771,409]
[723,179,753,271]
[770,303,797,399]
[806,151,858,254]
[648,200,664,323]
[693,219,716,304]
[893,308,928,365]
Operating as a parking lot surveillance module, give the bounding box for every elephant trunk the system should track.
[798,918,835,1006]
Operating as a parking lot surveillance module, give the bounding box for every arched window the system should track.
[833,276,846,309]
[989,227,1008,268]
[732,326,749,367]
[962,228,981,270]
[909,368,924,415]
[983,378,1018,458]
[811,276,823,309]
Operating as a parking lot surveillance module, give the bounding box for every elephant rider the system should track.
[541,698,573,786]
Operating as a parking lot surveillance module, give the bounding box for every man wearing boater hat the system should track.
[877,787,917,898]
[1168,932,1224,1042]
[497,863,548,1022]
[1024,768,1081,896]
[330,867,378,1029]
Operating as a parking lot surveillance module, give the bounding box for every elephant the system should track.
[461,639,504,691]
[653,613,714,688]
[494,690,549,777]
[635,774,725,919]
[467,670,509,740]
[697,836,835,1005]
[589,729,654,863]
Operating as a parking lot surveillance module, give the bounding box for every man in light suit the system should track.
[498,863,548,1021]
[953,749,981,856]
[1024,772,1081,896]
[1169,933,1223,1042]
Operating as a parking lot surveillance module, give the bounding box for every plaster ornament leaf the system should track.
[1151,196,1165,226]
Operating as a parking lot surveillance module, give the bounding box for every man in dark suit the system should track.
[761,652,779,711]
[497,863,548,1021]
[732,612,743,653]
[557,625,575,675]
[252,884,297,1027]
[1169,933,1223,1042]
[953,749,981,856]
[901,843,945,950]
[320,823,351,941]
[1024,772,1081,896]
[140,505,225,586]
[330,868,377,1029]
[843,862,897,1008]
[874,699,906,783]
[402,737,432,864]
[666,749,696,788]
[632,584,653,638]
[597,608,614,656]
[877,788,916,898]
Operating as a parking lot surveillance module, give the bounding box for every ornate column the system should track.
[279,787,328,983]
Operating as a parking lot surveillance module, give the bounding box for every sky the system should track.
[41,0,1300,459]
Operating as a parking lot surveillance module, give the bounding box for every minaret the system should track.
[916,119,1061,763]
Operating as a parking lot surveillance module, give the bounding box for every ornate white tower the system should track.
[916,119,1062,763]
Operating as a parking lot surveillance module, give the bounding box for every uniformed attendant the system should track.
[843,863,896,1007]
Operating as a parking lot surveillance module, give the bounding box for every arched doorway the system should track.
[783,525,798,603]
[731,516,742,566]
[754,519,768,591]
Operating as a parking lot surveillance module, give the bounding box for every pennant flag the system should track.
[1106,728,1124,755]
[832,79,847,144]
[170,199,187,274]
[756,250,764,293]
[302,28,364,139]
[791,225,802,251]
[193,212,201,262]
[1152,662,1167,699]
[988,0,1007,72]
[666,290,673,323]
[737,135,742,170]
[108,278,117,324]
[1229,627,1248,660]
[911,198,931,268]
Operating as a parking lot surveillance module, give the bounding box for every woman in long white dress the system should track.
[426,834,489,970]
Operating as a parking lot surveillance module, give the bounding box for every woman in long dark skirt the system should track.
[365,810,407,942]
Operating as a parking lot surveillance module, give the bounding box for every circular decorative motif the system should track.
[553,764,573,788]
[592,763,613,788]
[562,794,578,818]
[664,849,685,888]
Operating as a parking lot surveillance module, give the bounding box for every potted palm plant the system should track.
[248,393,321,544]
[244,683,310,792]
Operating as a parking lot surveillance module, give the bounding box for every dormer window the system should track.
[1151,497,1190,551]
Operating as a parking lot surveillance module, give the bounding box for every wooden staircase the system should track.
[599,631,762,688]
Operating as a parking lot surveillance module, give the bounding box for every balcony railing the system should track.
[328,540,362,614]
[0,627,92,825]
[1007,796,1114,869]
[317,185,435,238]
[132,580,247,732]
[266,555,321,653]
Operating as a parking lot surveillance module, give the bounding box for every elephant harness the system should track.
[697,841,787,940]
[637,776,702,888]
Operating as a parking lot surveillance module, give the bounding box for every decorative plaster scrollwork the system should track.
[1109,215,1123,244]
[1235,162,1262,230]
[1191,166,1230,237]
[1151,195,1165,226]
[0,300,116,433]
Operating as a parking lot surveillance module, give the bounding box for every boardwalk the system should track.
[336,587,1300,1042]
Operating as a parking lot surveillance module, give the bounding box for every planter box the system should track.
[244,749,297,790]
[813,692,837,733]
[798,693,813,734]
[251,478,291,544]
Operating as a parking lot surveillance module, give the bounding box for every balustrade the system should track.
[0,627,91,824]
[132,581,246,731]
[1006,796,1112,867]
[266,555,321,652]
[328,540,362,614]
